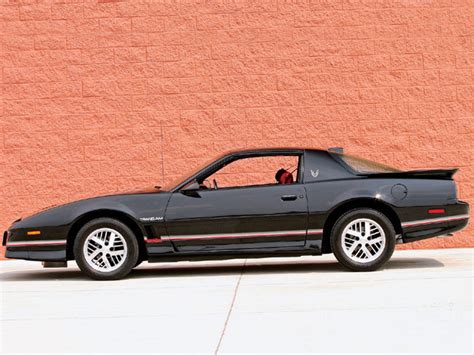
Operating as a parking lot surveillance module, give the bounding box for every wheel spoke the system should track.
[102,254,112,268]
[91,236,105,246]
[369,237,383,245]
[109,250,124,256]
[346,230,361,238]
[87,248,101,261]
[361,245,372,257]
[109,232,116,247]
[364,221,371,235]
[347,241,359,255]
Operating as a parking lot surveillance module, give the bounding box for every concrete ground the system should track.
[0,248,472,354]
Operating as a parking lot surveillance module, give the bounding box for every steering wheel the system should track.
[213,179,218,190]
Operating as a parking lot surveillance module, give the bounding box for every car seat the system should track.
[275,168,294,184]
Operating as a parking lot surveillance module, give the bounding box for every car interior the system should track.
[275,168,295,184]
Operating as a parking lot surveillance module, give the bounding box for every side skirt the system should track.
[147,248,321,263]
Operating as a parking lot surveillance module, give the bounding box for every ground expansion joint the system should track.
[215,259,246,354]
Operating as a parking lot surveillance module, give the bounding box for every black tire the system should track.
[330,208,395,272]
[74,218,139,280]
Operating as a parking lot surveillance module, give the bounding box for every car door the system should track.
[163,183,308,253]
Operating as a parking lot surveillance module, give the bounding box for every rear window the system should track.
[332,153,400,174]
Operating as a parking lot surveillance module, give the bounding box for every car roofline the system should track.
[221,147,324,155]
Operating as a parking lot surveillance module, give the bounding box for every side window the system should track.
[206,155,300,189]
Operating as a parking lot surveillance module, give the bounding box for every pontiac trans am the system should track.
[3,148,470,280]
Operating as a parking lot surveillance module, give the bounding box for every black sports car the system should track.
[3,148,470,280]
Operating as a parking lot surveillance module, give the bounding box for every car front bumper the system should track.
[3,228,68,261]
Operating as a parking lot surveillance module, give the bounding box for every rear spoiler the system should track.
[363,169,458,180]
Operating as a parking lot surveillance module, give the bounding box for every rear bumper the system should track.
[401,201,470,243]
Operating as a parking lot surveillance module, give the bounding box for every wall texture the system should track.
[1,0,473,258]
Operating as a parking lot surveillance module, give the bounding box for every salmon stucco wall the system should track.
[1,0,473,259]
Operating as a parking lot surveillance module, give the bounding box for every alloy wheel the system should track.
[83,228,128,272]
[341,218,386,263]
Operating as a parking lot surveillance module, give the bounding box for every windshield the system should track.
[332,153,400,174]
[161,153,228,191]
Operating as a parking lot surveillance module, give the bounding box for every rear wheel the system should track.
[330,208,395,271]
[74,218,139,280]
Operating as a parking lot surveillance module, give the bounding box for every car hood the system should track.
[27,187,162,215]
[11,188,171,230]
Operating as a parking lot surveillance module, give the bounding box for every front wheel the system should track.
[74,218,139,280]
[330,208,395,272]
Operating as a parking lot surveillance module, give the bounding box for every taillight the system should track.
[428,209,445,214]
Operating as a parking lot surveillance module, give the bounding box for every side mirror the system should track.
[181,181,201,196]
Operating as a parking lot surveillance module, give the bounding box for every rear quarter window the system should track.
[332,153,400,174]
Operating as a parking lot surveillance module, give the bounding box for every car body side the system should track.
[3,149,470,263]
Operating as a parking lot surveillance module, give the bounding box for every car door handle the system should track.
[281,194,297,201]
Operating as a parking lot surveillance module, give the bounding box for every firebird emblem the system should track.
[311,169,319,178]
